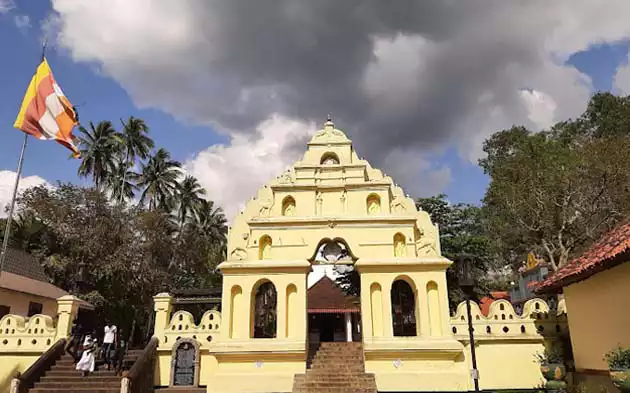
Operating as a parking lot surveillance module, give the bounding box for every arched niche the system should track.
[370,282,383,337]
[393,233,406,257]
[258,235,272,260]
[391,278,417,336]
[366,193,381,215]
[170,338,200,387]
[426,281,442,336]
[308,238,358,264]
[229,285,243,339]
[282,196,296,216]
[285,284,298,338]
[252,281,277,338]
[320,152,340,165]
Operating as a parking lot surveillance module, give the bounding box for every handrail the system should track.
[122,336,158,393]
[16,338,67,393]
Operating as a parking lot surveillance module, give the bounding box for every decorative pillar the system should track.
[153,293,173,339]
[55,295,82,340]
[345,313,352,342]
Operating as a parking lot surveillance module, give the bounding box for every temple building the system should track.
[0,118,567,393]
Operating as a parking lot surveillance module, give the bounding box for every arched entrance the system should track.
[306,238,361,345]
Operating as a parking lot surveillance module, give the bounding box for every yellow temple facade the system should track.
[0,119,567,393]
[151,119,566,392]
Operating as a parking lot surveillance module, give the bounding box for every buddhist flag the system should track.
[13,58,80,157]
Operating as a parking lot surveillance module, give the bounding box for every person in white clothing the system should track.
[102,321,117,370]
[76,334,96,376]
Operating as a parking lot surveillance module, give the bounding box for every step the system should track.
[35,381,120,388]
[30,389,119,393]
[43,370,119,377]
[40,376,120,383]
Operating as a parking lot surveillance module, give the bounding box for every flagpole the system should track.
[0,41,47,274]
[0,134,28,272]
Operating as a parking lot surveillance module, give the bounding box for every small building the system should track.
[537,221,630,389]
[0,248,68,318]
[510,252,551,307]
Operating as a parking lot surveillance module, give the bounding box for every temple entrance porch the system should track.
[307,275,361,345]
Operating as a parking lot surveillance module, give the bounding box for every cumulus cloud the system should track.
[184,115,315,220]
[47,1,630,213]
[614,53,630,94]
[0,171,51,218]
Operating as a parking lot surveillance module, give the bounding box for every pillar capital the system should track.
[153,293,173,338]
[55,295,86,340]
[153,293,173,312]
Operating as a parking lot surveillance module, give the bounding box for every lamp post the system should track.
[457,254,480,393]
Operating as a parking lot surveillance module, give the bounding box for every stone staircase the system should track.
[27,349,142,393]
[293,342,377,393]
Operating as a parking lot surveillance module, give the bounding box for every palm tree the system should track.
[77,121,121,188]
[106,159,140,202]
[117,117,154,202]
[194,199,227,243]
[137,148,182,211]
[175,176,206,231]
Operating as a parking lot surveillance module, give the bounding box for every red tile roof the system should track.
[479,291,510,316]
[537,220,630,292]
[307,276,360,313]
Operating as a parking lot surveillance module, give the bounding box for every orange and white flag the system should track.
[14,58,80,157]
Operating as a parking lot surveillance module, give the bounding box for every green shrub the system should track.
[536,346,564,364]
[604,346,630,369]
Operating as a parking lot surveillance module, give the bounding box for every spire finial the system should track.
[325,114,334,128]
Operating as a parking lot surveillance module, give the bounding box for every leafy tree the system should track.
[417,195,498,308]
[480,93,630,270]
[15,183,225,341]
[77,121,121,188]
[137,148,182,211]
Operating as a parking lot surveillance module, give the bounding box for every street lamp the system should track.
[457,253,480,393]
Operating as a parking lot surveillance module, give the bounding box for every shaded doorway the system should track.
[307,276,361,345]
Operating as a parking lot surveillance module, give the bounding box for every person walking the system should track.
[75,332,96,377]
[102,321,117,370]
[113,328,128,375]
[65,319,83,362]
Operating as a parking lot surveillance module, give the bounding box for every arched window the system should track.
[320,152,340,165]
[391,279,417,336]
[366,194,381,215]
[259,235,272,260]
[252,281,277,338]
[282,196,296,216]
[393,233,406,257]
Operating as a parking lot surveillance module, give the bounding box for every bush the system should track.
[536,346,564,364]
[604,346,630,370]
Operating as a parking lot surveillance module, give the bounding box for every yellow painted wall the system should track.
[0,288,58,317]
[563,261,630,371]
[0,296,84,393]
[0,355,42,393]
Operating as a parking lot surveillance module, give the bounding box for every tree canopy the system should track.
[2,116,227,343]
[481,92,630,270]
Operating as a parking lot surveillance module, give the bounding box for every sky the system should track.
[1,1,630,220]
